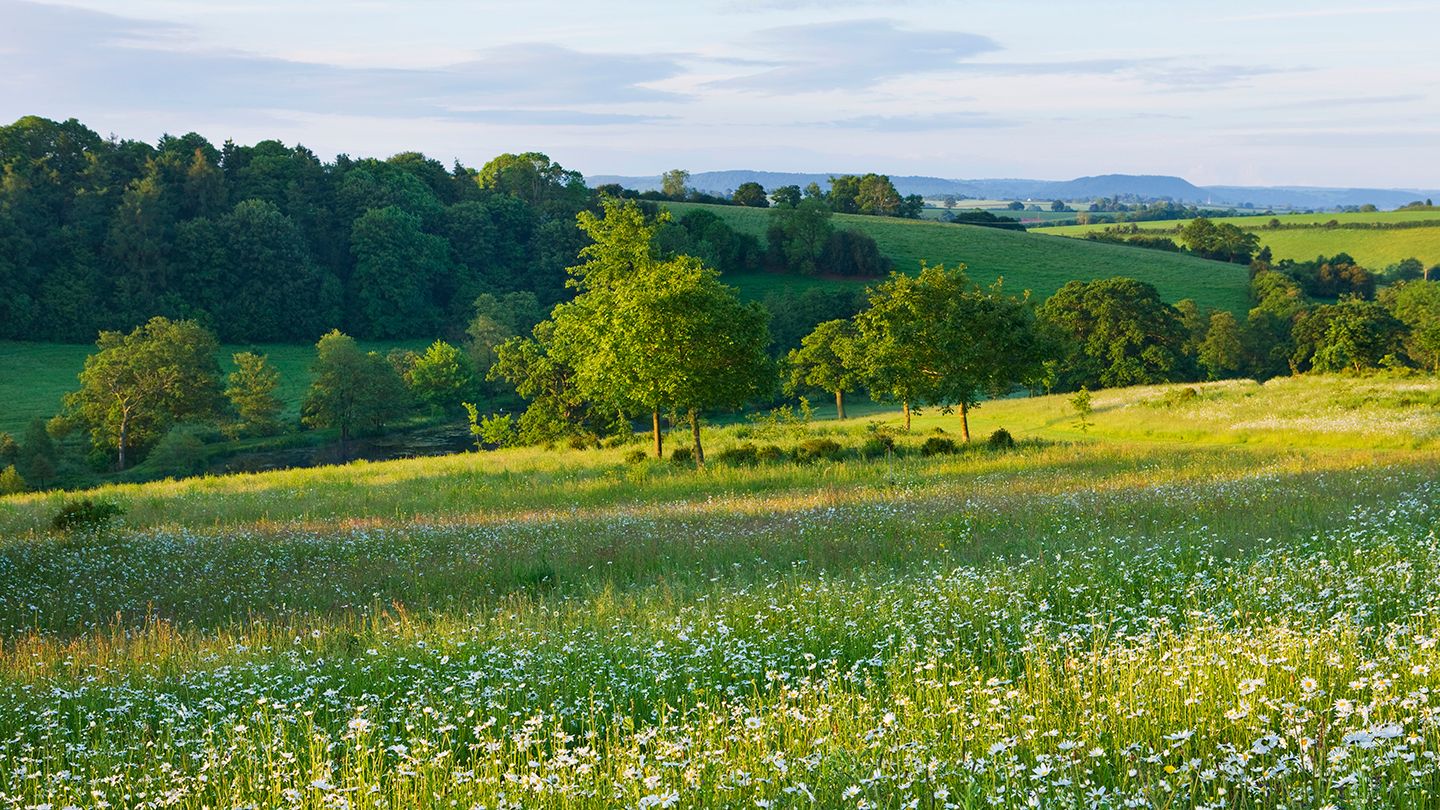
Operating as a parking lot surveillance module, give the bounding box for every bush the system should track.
[567,434,592,451]
[861,434,895,459]
[52,499,124,534]
[987,428,1016,450]
[623,448,649,465]
[756,444,785,462]
[920,436,958,456]
[1161,387,1199,408]
[670,446,694,465]
[714,443,759,466]
[0,464,25,495]
[795,437,844,462]
[149,425,209,478]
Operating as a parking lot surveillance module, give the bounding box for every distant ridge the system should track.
[586,171,1440,211]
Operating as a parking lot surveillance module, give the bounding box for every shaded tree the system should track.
[786,319,862,419]
[225,352,283,437]
[1039,277,1188,390]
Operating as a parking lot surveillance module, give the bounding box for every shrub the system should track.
[715,443,759,466]
[987,428,1016,450]
[52,499,124,534]
[920,436,958,456]
[1162,387,1199,408]
[756,444,785,462]
[670,446,695,465]
[623,448,648,465]
[0,464,25,495]
[795,437,844,462]
[149,425,209,478]
[567,434,592,451]
[861,434,895,459]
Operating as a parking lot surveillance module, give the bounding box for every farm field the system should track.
[666,202,1252,313]
[1044,210,1440,269]
[0,339,426,436]
[3,374,1440,807]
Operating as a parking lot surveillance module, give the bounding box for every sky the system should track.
[1,0,1437,188]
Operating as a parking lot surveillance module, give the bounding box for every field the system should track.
[666,203,1252,313]
[0,339,426,436]
[1044,210,1440,270]
[3,374,1440,807]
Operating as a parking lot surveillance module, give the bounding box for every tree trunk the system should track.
[960,401,971,442]
[652,410,663,458]
[834,389,846,421]
[903,401,911,432]
[689,409,704,468]
[116,411,129,470]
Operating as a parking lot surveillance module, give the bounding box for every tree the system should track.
[1291,298,1405,374]
[770,185,802,208]
[819,229,890,277]
[466,291,545,376]
[349,206,451,338]
[543,199,774,463]
[403,340,475,412]
[476,152,586,208]
[1039,277,1188,390]
[0,464,24,495]
[660,169,690,199]
[225,352,283,437]
[1198,311,1245,380]
[65,317,222,469]
[1070,387,1093,433]
[1384,281,1440,372]
[854,264,1049,439]
[732,182,769,208]
[301,330,411,446]
[786,319,862,420]
[766,198,833,275]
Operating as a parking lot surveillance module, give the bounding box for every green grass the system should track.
[1045,210,1440,269]
[2,374,1440,807]
[667,202,1253,314]
[0,339,427,436]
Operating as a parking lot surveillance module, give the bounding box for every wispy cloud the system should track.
[819,111,1012,131]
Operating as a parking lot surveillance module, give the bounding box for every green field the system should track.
[0,339,426,436]
[3,374,1440,807]
[667,202,1252,313]
[1045,210,1440,269]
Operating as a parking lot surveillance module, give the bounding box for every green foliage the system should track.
[402,340,474,412]
[987,428,1016,450]
[478,413,518,448]
[785,319,862,418]
[301,330,411,442]
[1040,277,1189,390]
[669,446,694,465]
[766,198,833,275]
[224,352,283,438]
[65,317,223,469]
[0,464,25,494]
[1292,298,1406,374]
[148,424,210,478]
[623,448,648,465]
[1198,311,1246,380]
[731,182,769,208]
[714,443,760,466]
[1384,281,1440,372]
[50,498,123,535]
[920,436,958,456]
[793,437,843,462]
[660,169,690,199]
[1070,386,1094,433]
[1178,217,1261,263]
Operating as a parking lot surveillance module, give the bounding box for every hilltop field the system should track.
[3,374,1440,807]
[1044,210,1440,269]
[665,202,1253,313]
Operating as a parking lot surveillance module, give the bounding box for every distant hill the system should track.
[587,171,1439,211]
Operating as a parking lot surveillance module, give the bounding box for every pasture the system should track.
[0,339,426,436]
[1045,210,1440,269]
[665,203,1253,314]
[2,374,1440,807]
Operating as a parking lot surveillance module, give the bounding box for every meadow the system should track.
[2,374,1440,808]
[0,339,426,436]
[1044,210,1440,270]
[665,203,1252,314]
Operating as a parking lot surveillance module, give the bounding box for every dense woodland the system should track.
[3,116,1440,492]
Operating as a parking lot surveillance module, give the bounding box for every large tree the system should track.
[301,330,411,445]
[855,264,1049,438]
[65,317,223,469]
[1291,298,1405,374]
[225,352,283,438]
[786,319,863,420]
[1383,281,1440,372]
[1039,277,1189,390]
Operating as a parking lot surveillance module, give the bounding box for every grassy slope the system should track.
[1044,210,1440,268]
[0,339,426,436]
[666,202,1252,313]
[2,376,1440,808]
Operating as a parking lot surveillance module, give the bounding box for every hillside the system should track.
[590,170,1440,209]
[2,376,1439,807]
[667,202,1253,312]
[1047,210,1440,269]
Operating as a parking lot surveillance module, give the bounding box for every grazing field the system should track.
[0,339,426,436]
[665,203,1252,314]
[3,374,1440,808]
[1045,210,1440,270]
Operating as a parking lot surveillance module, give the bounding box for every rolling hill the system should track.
[1045,210,1440,270]
[666,202,1253,313]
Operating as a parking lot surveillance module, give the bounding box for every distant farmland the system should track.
[666,202,1252,313]
[1044,210,1440,269]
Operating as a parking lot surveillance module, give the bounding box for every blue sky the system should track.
[2,0,1436,187]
